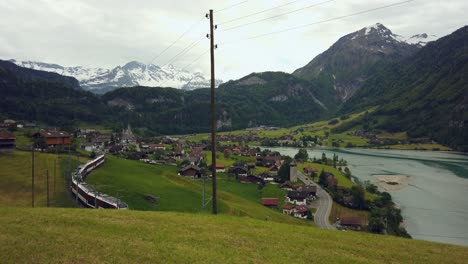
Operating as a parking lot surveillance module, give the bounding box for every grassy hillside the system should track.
[0,150,83,207]
[86,155,304,225]
[183,110,450,150]
[0,207,466,263]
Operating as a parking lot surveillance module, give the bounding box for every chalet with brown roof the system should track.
[261,198,279,209]
[0,130,16,152]
[35,130,71,146]
[240,175,265,185]
[228,166,248,176]
[214,164,225,173]
[282,204,309,219]
[178,165,202,178]
[338,216,363,231]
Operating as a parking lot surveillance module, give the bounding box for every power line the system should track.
[219,0,415,45]
[220,0,335,32]
[161,37,204,68]
[216,1,249,13]
[148,17,204,65]
[158,49,210,87]
[219,0,308,25]
[182,49,210,71]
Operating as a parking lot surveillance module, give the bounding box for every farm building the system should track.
[0,130,16,152]
[179,165,202,178]
[261,198,279,209]
[34,130,71,147]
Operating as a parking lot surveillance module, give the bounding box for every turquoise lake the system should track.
[267,147,468,246]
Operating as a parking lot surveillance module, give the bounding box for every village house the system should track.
[338,216,363,231]
[80,142,97,152]
[214,164,225,173]
[259,172,275,182]
[268,164,280,176]
[280,182,300,191]
[298,185,317,198]
[188,151,204,165]
[0,119,17,129]
[286,191,309,205]
[178,165,202,178]
[261,198,279,209]
[256,155,282,167]
[228,166,248,177]
[173,145,185,157]
[35,130,71,147]
[108,145,123,154]
[282,204,309,219]
[147,144,166,153]
[0,130,16,153]
[240,175,265,185]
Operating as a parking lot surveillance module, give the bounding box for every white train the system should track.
[71,155,128,210]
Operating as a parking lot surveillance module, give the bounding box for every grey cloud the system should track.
[0,0,466,81]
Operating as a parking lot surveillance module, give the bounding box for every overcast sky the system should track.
[0,0,466,81]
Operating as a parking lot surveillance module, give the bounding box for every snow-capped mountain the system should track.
[360,23,437,47]
[9,60,222,93]
[294,23,438,101]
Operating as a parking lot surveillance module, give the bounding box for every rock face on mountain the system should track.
[10,60,222,93]
[293,23,437,101]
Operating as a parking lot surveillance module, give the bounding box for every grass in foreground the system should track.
[0,150,82,207]
[0,207,466,264]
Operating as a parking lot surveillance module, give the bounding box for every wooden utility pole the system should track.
[31,147,35,208]
[208,9,217,214]
[53,159,56,194]
[46,170,50,207]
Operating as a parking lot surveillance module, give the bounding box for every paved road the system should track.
[297,172,336,230]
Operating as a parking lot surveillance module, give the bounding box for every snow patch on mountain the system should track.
[9,60,222,93]
[360,23,437,47]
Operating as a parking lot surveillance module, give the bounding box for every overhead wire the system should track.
[219,0,416,45]
[182,49,210,71]
[216,1,249,13]
[220,0,335,32]
[219,0,309,25]
[161,37,204,68]
[148,17,205,65]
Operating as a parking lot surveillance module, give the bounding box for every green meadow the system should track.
[86,155,304,225]
[0,150,83,208]
[1,207,466,264]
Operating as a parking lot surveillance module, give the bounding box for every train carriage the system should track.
[70,155,128,210]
